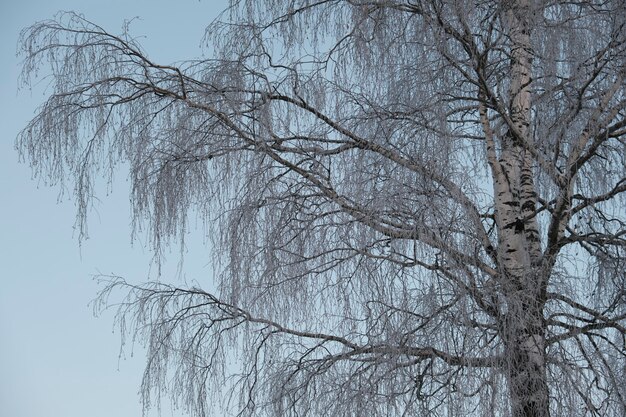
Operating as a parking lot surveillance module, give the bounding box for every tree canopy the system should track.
[18,1,626,416]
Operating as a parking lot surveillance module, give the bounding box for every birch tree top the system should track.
[18,1,626,417]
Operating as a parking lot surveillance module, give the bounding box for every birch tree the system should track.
[17,1,626,416]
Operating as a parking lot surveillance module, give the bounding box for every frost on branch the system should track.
[18,2,626,417]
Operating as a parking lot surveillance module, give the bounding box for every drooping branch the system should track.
[18,3,626,417]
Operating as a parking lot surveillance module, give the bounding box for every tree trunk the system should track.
[504,298,550,417]
[499,1,550,415]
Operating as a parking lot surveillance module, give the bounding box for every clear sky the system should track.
[0,1,227,416]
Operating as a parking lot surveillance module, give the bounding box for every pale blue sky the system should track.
[0,1,227,416]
